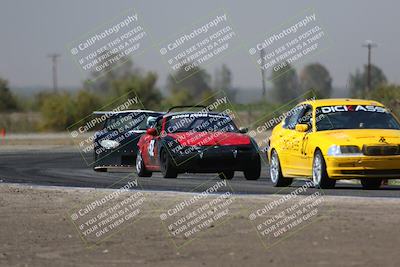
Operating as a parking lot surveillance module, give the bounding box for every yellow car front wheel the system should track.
[312,150,336,189]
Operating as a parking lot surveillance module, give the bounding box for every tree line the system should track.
[0,56,398,131]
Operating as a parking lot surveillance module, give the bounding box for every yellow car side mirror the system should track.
[295,124,309,132]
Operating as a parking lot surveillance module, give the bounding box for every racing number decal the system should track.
[148,139,155,157]
[301,136,309,156]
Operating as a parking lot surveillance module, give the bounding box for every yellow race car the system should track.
[267,99,400,189]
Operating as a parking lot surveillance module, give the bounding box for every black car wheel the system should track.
[360,178,382,190]
[93,149,107,172]
[219,171,234,180]
[93,167,107,172]
[136,152,152,177]
[244,155,261,180]
[160,149,178,178]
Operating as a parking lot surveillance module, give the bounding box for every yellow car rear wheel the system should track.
[270,150,292,187]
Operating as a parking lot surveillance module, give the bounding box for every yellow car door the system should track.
[287,105,313,176]
[279,105,306,175]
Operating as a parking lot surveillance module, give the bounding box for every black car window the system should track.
[282,113,293,129]
[155,117,163,135]
[284,105,306,130]
[105,112,151,132]
[297,105,313,130]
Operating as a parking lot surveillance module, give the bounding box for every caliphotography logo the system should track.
[247,181,334,251]
[247,89,318,165]
[67,174,149,247]
[160,90,250,168]
[157,176,236,249]
[67,7,152,81]
[156,8,243,83]
[247,7,332,83]
[66,90,144,166]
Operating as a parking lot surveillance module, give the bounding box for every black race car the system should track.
[136,106,261,180]
[93,110,164,172]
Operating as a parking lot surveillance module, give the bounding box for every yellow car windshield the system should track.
[316,106,400,131]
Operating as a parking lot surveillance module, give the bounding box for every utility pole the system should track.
[362,40,377,95]
[48,54,60,91]
[260,49,266,98]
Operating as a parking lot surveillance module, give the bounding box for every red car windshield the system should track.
[165,114,238,133]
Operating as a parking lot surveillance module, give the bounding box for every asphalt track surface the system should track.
[1,149,400,198]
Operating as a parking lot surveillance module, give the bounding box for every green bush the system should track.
[367,84,400,117]
[0,78,18,111]
[39,90,101,131]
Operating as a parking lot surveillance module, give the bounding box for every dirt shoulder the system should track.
[0,183,399,267]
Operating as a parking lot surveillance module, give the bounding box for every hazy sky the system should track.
[1,0,399,91]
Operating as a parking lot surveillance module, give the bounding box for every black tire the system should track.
[160,149,178,178]
[219,171,234,180]
[312,150,336,189]
[361,178,382,190]
[93,149,107,172]
[270,150,292,187]
[136,152,152,177]
[94,167,107,172]
[244,154,261,180]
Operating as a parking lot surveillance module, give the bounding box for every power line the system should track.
[260,49,266,98]
[362,40,377,95]
[48,53,60,91]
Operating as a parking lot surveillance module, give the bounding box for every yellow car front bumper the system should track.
[325,155,400,179]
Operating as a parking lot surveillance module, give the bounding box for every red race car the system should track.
[136,106,261,180]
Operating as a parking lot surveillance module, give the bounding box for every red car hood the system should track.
[167,132,251,146]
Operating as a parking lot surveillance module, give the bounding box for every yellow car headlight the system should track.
[327,145,362,156]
